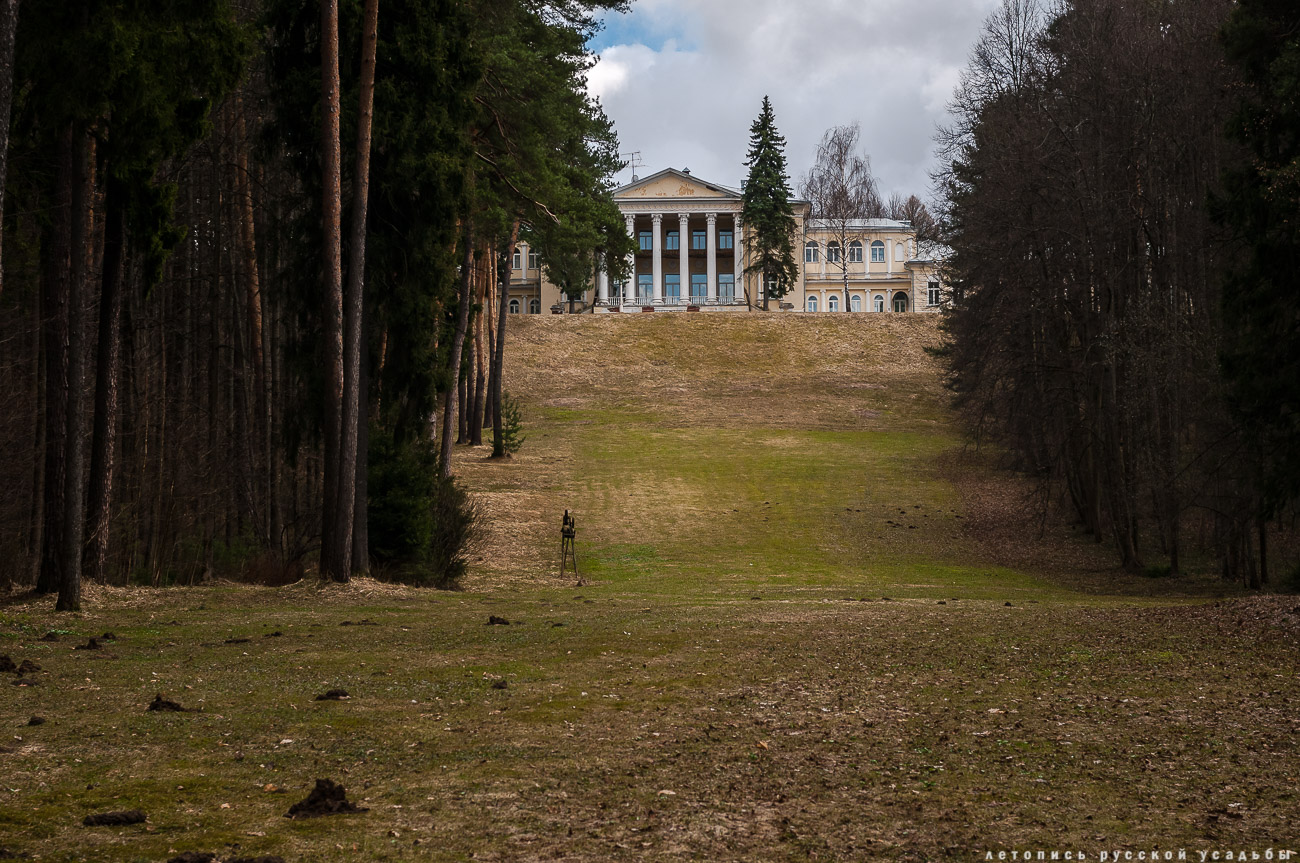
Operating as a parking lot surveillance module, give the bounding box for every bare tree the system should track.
[799,124,883,311]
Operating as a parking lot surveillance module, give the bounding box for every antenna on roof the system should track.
[621,151,644,182]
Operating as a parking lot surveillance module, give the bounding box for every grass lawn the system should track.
[1,314,1296,862]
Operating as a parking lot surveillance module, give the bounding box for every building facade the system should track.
[507,168,943,314]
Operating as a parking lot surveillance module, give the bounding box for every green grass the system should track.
[1,315,1295,862]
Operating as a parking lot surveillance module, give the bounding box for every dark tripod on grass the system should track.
[560,510,580,585]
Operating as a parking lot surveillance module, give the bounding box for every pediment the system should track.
[614,169,738,201]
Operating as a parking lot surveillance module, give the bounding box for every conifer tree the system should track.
[740,97,798,310]
[1217,0,1300,517]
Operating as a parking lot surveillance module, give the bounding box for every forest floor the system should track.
[1,314,1298,862]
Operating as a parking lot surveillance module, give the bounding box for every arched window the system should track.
[807,295,819,312]
[851,295,862,312]
[529,298,541,314]
[848,240,863,263]
[827,241,841,263]
[873,295,884,313]
[509,298,520,314]
[804,241,820,263]
[894,242,905,262]
[870,241,885,263]
[827,294,840,312]
[892,292,908,313]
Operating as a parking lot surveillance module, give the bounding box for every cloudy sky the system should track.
[585,0,1001,204]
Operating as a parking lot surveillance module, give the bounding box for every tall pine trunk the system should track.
[0,0,17,298]
[440,232,473,477]
[86,178,126,585]
[334,0,379,576]
[36,126,74,595]
[490,225,517,458]
[319,0,346,580]
[57,130,93,611]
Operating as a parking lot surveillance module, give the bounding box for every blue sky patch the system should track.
[589,9,694,54]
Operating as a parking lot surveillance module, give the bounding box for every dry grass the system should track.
[2,313,1296,863]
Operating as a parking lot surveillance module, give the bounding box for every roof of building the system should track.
[613,168,741,199]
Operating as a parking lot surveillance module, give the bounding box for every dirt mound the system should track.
[285,778,367,819]
[82,810,145,826]
[314,689,349,701]
[147,694,191,712]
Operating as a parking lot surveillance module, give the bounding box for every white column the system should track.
[651,213,663,303]
[733,214,743,303]
[678,212,689,305]
[706,213,718,304]
[624,213,636,305]
[598,268,609,305]
[886,239,894,276]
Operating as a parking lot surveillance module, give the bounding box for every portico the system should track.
[598,169,748,311]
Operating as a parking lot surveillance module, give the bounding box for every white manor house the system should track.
[506,168,944,314]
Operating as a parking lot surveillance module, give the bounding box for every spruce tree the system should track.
[740,97,799,310]
[1217,0,1300,516]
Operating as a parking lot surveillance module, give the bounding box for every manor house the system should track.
[506,168,944,315]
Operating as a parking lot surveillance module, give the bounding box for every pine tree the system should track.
[740,97,798,310]
[1217,0,1300,517]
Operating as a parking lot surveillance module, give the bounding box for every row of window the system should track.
[805,239,907,264]
[612,273,738,302]
[807,294,908,312]
[638,230,734,252]
[511,249,541,270]
[508,298,543,314]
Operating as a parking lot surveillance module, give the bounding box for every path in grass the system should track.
[1,314,1296,863]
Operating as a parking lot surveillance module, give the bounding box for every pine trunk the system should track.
[85,178,126,585]
[440,234,473,477]
[57,130,93,611]
[491,226,518,458]
[0,0,17,298]
[319,0,346,580]
[36,127,74,595]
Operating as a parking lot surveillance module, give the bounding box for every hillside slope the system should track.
[454,314,1115,597]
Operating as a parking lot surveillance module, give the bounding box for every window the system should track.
[870,241,885,263]
[895,242,905,262]
[848,241,863,263]
[718,273,735,303]
[690,273,707,301]
[928,280,941,307]
[528,250,540,270]
[692,230,706,250]
[511,250,521,270]
[827,294,840,312]
[763,278,777,300]
[873,294,884,312]
[804,241,819,263]
[639,231,652,251]
[611,280,624,301]
[529,298,541,314]
[665,273,681,302]
[719,230,733,250]
[827,241,841,264]
[892,292,908,313]
[851,295,862,312]
[666,231,680,251]
[807,295,819,312]
[637,273,653,301]
[509,298,520,314]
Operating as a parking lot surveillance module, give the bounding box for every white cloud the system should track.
[588,0,1001,203]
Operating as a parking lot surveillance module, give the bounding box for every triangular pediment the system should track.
[613,168,739,201]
